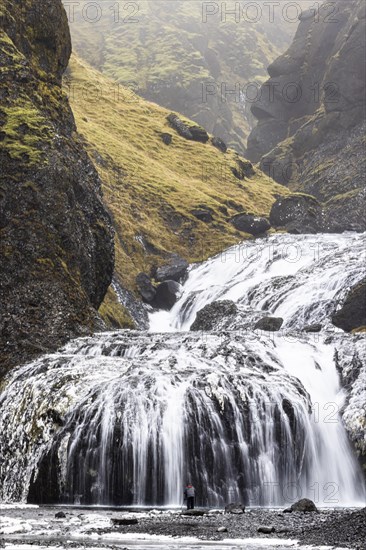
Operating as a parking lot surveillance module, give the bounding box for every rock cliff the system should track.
[0,0,114,373]
[246,0,365,230]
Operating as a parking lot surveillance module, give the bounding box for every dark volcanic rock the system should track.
[231,159,255,180]
[160,132,172,145]
[181,510,205,517]
[332,279,366,332]
[0,0,114,374]
[112,517,138,526]
[230,214,270,235]
[258,525,275,533]
[211,137,227,153]
[191,209,213,223]
[288,498,318,513]
[155,255,189,283]
[55,511,66,519]
[303,324,322,333]
[225,503,245,514]
[136,273,156,303]
[254,317,283,331]
[153,280,181,310]
[270,194,322,233]
[167,113,209,143]
[190,300,238,331]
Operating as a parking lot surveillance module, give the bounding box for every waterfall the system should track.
[0,234,365,507]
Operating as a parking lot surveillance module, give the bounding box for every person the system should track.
[184,482,196,510]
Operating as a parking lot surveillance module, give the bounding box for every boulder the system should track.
[258,525,275,534]
[55,511,66,519]
[231,159,255,180]
[155,255,189,283]
[136,273,156,303]
[225,503,245,514]
[190,300,238,331]
[332,279,366,332]
[217,526,228,532]
[112,517,138,526]
[254,317,283,331]
[191,209,213,223]
[181,509,205,516]
[160,132,172,145]
[212,137,227,153]
[230,214,270,236]
[287,498,318,513]
[153,280,181,310]
[167,113,209,143]
[270,194,322,234]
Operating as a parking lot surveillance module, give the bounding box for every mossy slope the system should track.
[67,55,288,298]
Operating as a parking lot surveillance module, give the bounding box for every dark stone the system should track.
[161,132,172,145]
[225,503,245,514]
[167,113,209,143]
[153,280,181,310]
[190,300,238,331]
[181,509,205,516]
[230,214,270,235]
[270,194,322,234]
[258,525,275,533]
[254,317,283,331]
[332,279,366,332]
[231,159,255,180]
[136,273,156,303]
[112,517,138,526]
[217,526,228,532]
[289,498,318,513]
[155,255,189,283]
[304,324,322,333]
[191,209,213,223]
[55,511,66,519]
[212,136,227,153]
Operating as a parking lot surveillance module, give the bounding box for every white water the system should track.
[0,233,365,508]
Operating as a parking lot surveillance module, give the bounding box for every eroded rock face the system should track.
[246,0,366,229]
[0,0,114,373]
[270,195,322,234]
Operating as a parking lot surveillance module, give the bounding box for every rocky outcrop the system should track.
[247,0,366,230]
[230,214,270,236]
[154,255,189,283]
[167,114,209,143]
[254,317,283,332]
[270,194,322,234]
[332,279,366,332]
[0,0,114,373]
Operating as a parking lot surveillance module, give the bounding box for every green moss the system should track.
[99,287,136,329]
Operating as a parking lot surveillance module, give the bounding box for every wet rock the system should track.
[288,498,318,512]
[160,132,172,145]
[254,317,283,331]
[217,526,228,532]
[270,194,322,234]
[55,511,66,519]
[112,517,138,525]
[230,214,270,235]
[212,137,227,153]
[190,300,238,331]
[225,503,245,514]
[136,273,156,303]
[181,509,205,516]
[155,255,189,283]
[257,525,275,533]
[153,280,181,310]
[332,279,366,332]
[191,209,213,223]
[303,323,322,333]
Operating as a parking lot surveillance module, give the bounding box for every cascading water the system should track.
[0,233,365,508]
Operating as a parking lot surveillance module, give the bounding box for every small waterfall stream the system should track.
[0,234,365,507]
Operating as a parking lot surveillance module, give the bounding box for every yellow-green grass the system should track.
[66,55,288,295]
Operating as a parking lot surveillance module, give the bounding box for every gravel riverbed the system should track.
[1,506,365,550]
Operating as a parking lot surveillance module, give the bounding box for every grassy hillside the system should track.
[66,0,303,153]
[65,55,288,318]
